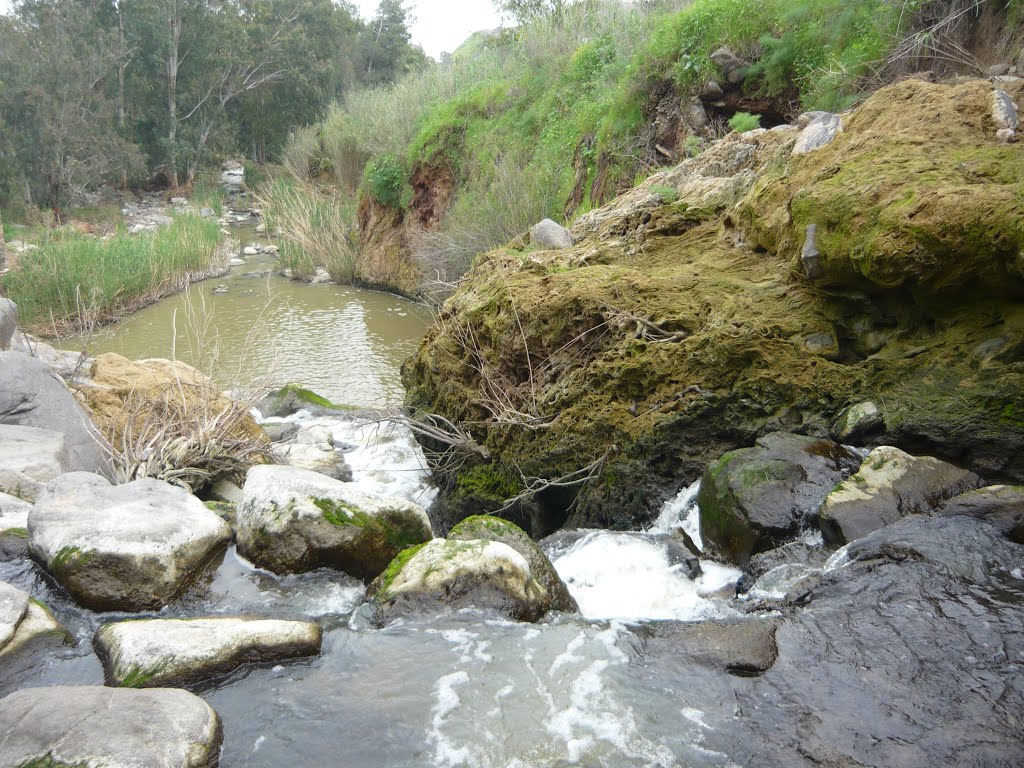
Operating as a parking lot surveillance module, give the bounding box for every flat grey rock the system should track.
[95,617,322,688]
[0,686,222,768]
[0,424,69,484]
[0,351,111,475]
[29,477,232,611]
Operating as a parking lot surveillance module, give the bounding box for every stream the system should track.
[9,219,1024,767]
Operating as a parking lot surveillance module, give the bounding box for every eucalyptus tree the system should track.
[0,0,143,209]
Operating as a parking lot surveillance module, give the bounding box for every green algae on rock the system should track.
[404,79,1024,532]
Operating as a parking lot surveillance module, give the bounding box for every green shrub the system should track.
[363,154,408,209]
[728,112,762,133]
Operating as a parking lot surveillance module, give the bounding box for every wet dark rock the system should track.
[697,432,861,564]
[819,446,980,545]
[937,484,1024,543]
[736,538,830,595]
[633,515,1024,766]
[449,515,578,613]
[637,618,780,677]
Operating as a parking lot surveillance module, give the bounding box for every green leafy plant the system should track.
[364,154,408,208]
[728,112,762,133]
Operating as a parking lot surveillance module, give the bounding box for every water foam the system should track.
[551,532,740,622]
[649,479,703,549]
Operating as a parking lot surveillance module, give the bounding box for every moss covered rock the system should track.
[819,446,980,545]
[236,464,433,580]
[404,79,1024,532]
[449,515,578,612]
[697,433,861,564]
[367,538,551,625]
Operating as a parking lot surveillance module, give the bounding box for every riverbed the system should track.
[12,219,1024,767]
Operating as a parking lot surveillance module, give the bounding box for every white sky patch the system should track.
[354,0,504,60]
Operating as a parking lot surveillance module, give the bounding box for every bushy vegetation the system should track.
[273,0,1010,294]
[0,214,222,330]
[0,0,425,211]
[256,178,358,283]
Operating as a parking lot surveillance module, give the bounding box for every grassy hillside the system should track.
[271,0,1022,295]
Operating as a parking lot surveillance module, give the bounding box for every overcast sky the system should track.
[0,1,503,60]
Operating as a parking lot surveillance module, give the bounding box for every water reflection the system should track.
[60,234,429,407]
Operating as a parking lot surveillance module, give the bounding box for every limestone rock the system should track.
[262,420,301,443]
[0,298,16,351]
[709,46,748,83]
[236,464,432,579]
[0,582,70,658]
[369,538,551,625]
[992,89,1018,132]
[0,351,110,475]
[938,485,1024,543]
[449,515,578,612]
[530,218,573,250]
[0,469,43,503]
[77,354,268,488]
[0,424,69,486]
[641,619,780,676]
[792,112,842,155]
[29,476,232,611]
[831,401,883,441]
[818,446,980,545]
[698,433,861,564]
[0,686,222,768]
[95,617,322,688]
[257,384,341,418]
[277,425,352,481]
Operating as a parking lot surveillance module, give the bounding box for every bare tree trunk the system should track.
[0,206,6,273]
[118,5,128,190]
[167,0,182,188]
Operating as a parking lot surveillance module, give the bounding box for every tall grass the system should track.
[256,178,358,283]
[0,214,223,331]
[279,0,993,292]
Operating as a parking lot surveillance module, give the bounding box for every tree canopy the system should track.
[0,0,427,208]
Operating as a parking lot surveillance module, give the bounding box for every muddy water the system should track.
[62,223,429,406]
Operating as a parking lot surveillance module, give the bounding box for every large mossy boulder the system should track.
[449,514,578,612]
[29,475,232,611]
[368,538,552,625]
[95,617,322,688]
[236,464,432,579]
[0,686,222,768]
[697,432,861,564]
[403,79,1024,532]
[819,446,980,545]
[76,353,270,488]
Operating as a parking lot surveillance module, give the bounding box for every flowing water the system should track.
[8,220,751,766]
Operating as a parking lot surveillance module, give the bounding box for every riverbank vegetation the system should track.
[0,0,425,214]
[0,214,222,333]
[269,0,1020,296]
